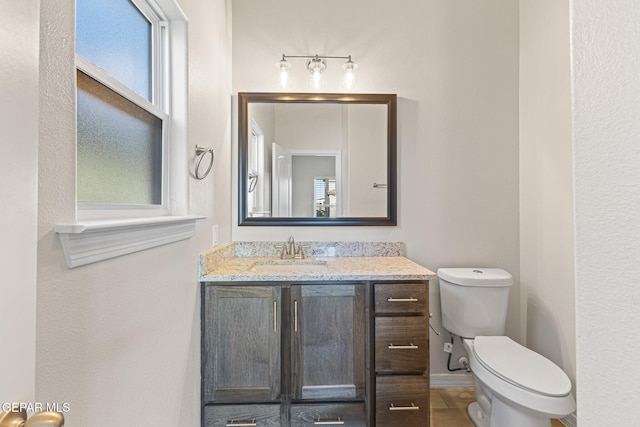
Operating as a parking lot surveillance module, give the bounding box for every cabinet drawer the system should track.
[204,404,281,427]
[374,283,427,314]
[375,376,429,426]
[375,317,428,373]
[290,403,366,427]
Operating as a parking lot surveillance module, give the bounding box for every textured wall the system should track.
[231,0,521,377]
[0,0,40,405]
[572,1,640,424]
[519,0,576,394]
[36,0,231,425]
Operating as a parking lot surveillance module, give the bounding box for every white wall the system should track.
[275,104,343,151]
[231,0,520,376]
[571,1,640,424]
[0,0,40,406]
[519,0,576,394]
[347,104,387,217]
[36,1,231,425]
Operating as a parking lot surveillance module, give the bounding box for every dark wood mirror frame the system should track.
[238,92,397,226]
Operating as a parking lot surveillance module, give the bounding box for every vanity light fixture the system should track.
[276,54,358,90]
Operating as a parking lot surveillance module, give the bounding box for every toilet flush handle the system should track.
[429,313,441,335]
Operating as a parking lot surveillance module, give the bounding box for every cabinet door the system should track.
[290,284,366,401]
[204,286,281,403]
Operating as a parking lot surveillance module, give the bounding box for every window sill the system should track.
[55,215,206,268]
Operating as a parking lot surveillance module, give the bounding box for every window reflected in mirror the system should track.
[314,177,337,218]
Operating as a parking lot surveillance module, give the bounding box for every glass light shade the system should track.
[310,71,325,90]
[342,59,358,89]
[307,57,326,90]
[276,58,291,88]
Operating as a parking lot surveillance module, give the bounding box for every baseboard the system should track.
[430,372,475,388]
[559,413,577,427]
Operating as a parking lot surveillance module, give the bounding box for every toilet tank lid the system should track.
[437,268,513,287]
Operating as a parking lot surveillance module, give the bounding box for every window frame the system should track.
[56,0,202,268]
[75,0,172,220]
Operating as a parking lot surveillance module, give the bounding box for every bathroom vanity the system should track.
[200,242,435,427]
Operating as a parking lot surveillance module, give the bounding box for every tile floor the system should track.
[430,388,566,427]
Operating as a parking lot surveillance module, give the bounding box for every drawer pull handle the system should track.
[314,417,344,425]
[387,297,418,302]
[389,403,419,411]
[388,343,419,349]
[226,420,257,427]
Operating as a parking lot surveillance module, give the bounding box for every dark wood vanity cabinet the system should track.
[373,283,430,426]
[202,281,428,427]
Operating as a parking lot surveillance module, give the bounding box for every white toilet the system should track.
[438,268,576,427]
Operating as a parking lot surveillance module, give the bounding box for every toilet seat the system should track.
[464,338,576,419]
[472,336,571,397]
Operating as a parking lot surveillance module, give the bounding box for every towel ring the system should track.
[194,145,214,179]
[248,172,258,193]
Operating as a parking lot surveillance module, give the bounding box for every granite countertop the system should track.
[200,241,436,282]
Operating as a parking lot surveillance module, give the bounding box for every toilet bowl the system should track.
[464,337,575,427]
[437,268,576,427]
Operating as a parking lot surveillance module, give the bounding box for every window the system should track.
[314,177,337,218]
[75,0,170,218]
[247,120,268,216]
[56,0,200,268]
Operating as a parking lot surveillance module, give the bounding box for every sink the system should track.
[251,260,328,272]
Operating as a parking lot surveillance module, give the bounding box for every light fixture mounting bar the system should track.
[282,54,353,61]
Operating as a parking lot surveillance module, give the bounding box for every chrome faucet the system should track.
[275,236,310,259]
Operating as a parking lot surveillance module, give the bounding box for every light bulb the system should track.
[307,57,326,90]
[342,57,358,89]
[276,56,291,89]
[310,69,324,90]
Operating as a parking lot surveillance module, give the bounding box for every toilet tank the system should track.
[438,268,513,338]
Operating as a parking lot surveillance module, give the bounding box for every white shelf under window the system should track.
[55,215,205,268]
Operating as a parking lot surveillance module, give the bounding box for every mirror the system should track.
[238,92,397,226]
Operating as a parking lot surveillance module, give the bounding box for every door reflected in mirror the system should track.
[239,93,397,226]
